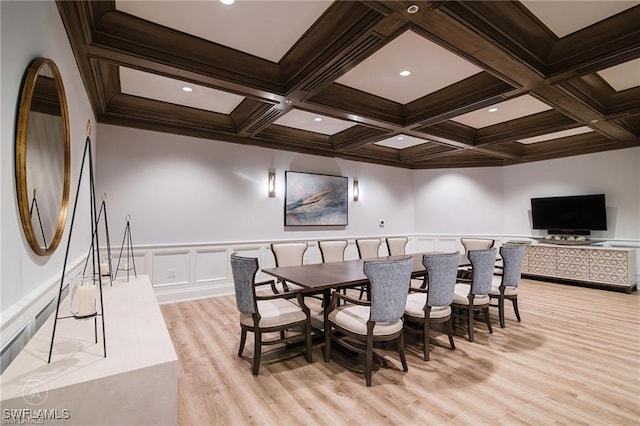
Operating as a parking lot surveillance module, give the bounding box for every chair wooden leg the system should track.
[512,297,521,322]
[323,323,332,363]
[305,321,312,363]
[238,328,247,357]
[398,331,408,372]
[467,308,474,342]
[252,331,262,376]
[446,317,455,350]
[423,317,430,361]
[483,307,493,333]
[365,335,373,387]
[499,296,506,328]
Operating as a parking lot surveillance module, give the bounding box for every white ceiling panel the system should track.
[451,95,552,129]
[116,0,332,62]
[520,1,638,38]
[273,109,355,135]
[597,58,640,91]
[120,67,244,113]
[335,30,482,104]
[517,126,594,144]
[375,134,430,150]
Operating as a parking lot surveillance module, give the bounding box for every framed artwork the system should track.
[284,171,348,226]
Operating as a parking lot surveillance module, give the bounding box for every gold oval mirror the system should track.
[16,58,70,256]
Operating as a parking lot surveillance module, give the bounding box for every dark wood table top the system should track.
[262,253,452,293]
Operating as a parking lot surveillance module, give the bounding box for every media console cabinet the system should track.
[522,243,637,293]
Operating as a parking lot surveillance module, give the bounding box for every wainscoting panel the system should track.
[195,248,228,285]
[152,250,191,288]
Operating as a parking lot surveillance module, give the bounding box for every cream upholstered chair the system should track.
[404,252,458,361]
[356,238,382,259]
[318,240,348,263]
[386,237,408,256]
[270,242,308,293]
[490,245,525,328]
[453,248,497,342]
[460,238,495,267]
[356,238,382,299]
[230,253,312,376]
[323,257,413,387]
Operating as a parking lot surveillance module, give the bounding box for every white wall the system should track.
[1,1,95,363]
[413,167,505,235]
[95,124,415,245]
[502,148,640,240]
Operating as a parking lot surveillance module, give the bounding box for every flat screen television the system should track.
[530,194,607,234]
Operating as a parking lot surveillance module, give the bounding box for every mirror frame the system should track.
[15,57,71,256]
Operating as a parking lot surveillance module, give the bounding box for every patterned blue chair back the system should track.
[423,252,459,307]
[500,245,525,287]
[363,257,413,322]
[230,253,258,315]
[469,248,497,296]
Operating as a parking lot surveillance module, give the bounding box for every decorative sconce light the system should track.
[268,169,276,198]
[353,178,359,202]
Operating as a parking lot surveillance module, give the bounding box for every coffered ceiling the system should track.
[57,1,640,169]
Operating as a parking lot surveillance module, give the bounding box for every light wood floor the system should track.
[160,279,640,425]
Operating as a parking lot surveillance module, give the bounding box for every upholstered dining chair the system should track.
[323,256,413,387]
[460,237,494,263]
[404,252,459,361]
[386,237,408,256]
[270,242,308,293]
[356,238,382,259]
[453,248,497,342]
[355,238,382,299]
[230,253,312,376]
[318,240,348,263]
[490,244,525,328]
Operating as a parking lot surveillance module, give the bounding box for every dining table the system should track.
[262,252,456,330]
[262,252,469,370]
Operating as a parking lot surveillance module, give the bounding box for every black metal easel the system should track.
[48,120,106,363]
[82,193,114,286]
[29,188,48,250]
[115,215,137,282]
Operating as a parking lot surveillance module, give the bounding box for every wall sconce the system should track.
[353,178,359,202]
[268,169,276,198]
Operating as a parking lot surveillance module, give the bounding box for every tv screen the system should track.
[530,194,607,231]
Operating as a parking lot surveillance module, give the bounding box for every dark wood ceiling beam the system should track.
[282,1,405,99]
[411,1,640,144]
[331,126,391,152]
[535,84,639,144]
[521,132,635,162]
[422,1,554,72]
[475,110,580,146]
[400,144,458,163]
[56,0,113,116]
[91,10,285,97]
[306,83,404,127]
[415,121,476,146]
[107,94,236,133]
[607,88,640,120]
[403,72,518,126]
[231,99,291,137]
[546,6,640,79]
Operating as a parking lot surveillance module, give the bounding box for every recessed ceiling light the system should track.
[220,0,235,5]
[407,5,419,14]
[397,136,404,140]
[399,70,411,77]
[488,107,498,113]
[314,117,322,122]
[181,86,193,92]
